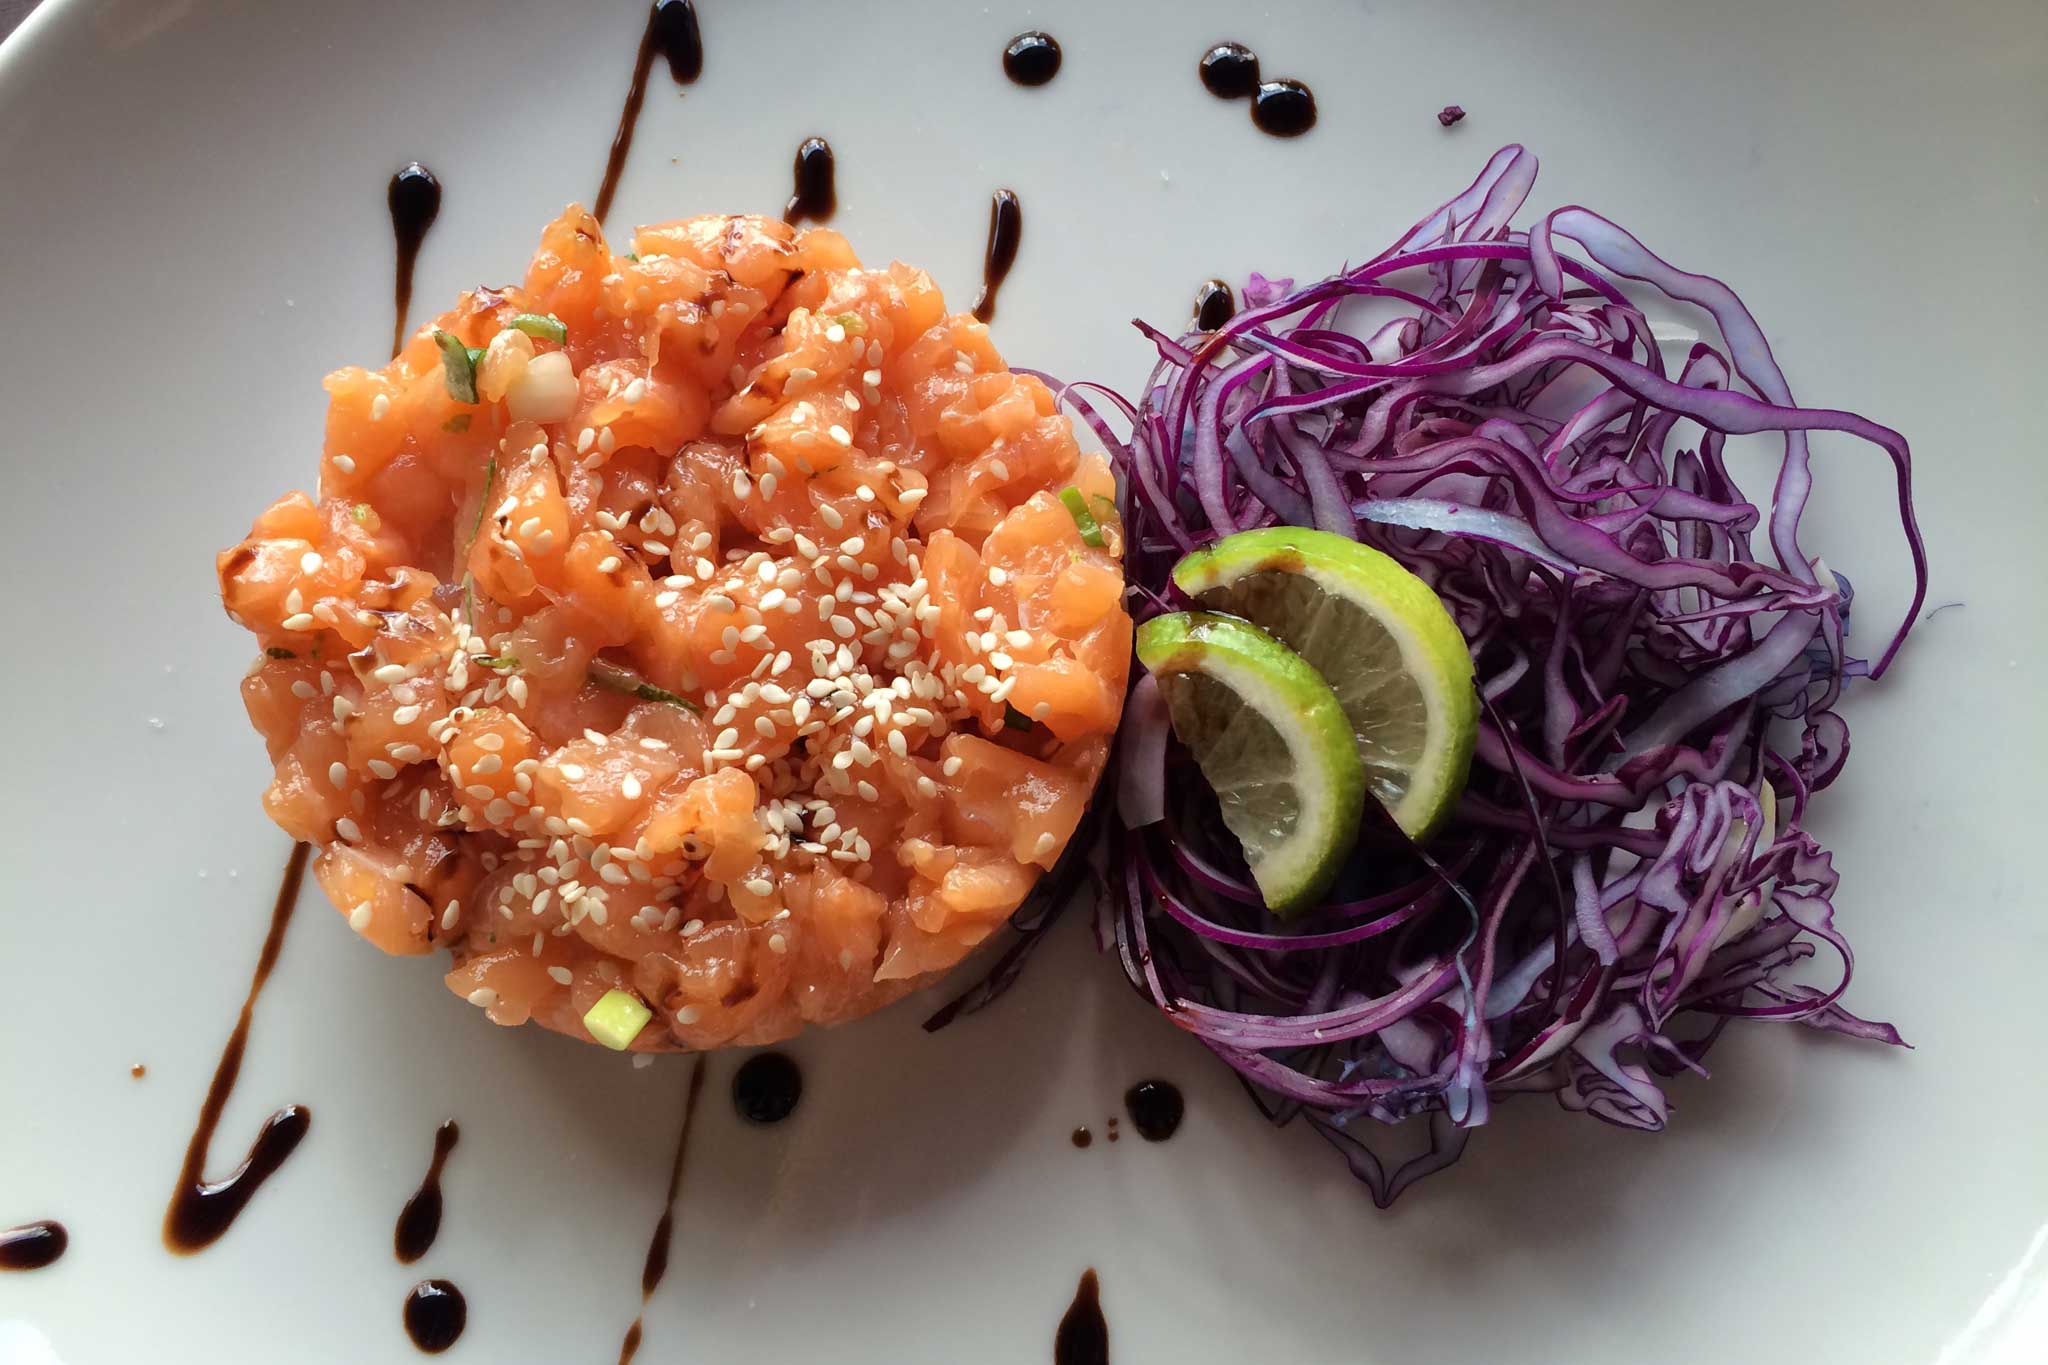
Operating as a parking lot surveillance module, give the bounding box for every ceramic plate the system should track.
[3,0,2044,1361]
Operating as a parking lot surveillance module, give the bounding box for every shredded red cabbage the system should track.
[955,145,1926,1206]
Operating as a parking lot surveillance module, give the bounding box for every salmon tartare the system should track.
[218,209,1129,1051]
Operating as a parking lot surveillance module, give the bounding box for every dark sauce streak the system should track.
[1194,279,1235,331]
[732,1052,803,1125]
[1198,42,1260,99]
[1123,1080,1184,1142]
[403,1279,467,1354]
[1200,43,1316,138]
[1002,31,1061,86]
[1055,1268,1109,1365]
[595,0,704,223]
[387,163,442,359]
[0,1222,67,1272]
[1070,1126,1092,1149]
[1252,80,1317,137]
[395,1120,461,1264]
[163,842,313,1255]
[618,1055,708,1365]
[784,138,836,225]
[970,189,1022,324]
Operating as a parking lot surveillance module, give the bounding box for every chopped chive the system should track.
[266,646,296,660]
[623,251,639,262]
[350,503,372,524]
[1058,486,1104,547]
[470,654,520,671]
[442,413,471,434]
[508,313,567,344]
[832,312,866,335]
[1003,703,1036,731]
[589,659,702,712]
[433,329,479,403]
[469,456,497,549]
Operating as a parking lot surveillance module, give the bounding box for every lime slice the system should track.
[1135,611,1365,915]
[1172,527,1476,841]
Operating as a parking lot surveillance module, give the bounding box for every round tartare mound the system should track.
[217,209,1131,1051]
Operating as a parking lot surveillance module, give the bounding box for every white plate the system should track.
[2,0,2043,1361]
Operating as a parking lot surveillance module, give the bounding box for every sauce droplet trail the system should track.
[1055,1268,1109,1365]
[1070,1126,1092,1149]
[1123,1080,1184,1142]
[403,1279,467,1354]
[971,189,1022,324]
[595,0,704,223]
[0,1221,67,1273]
[1002,31,1061,86]
[784,137,836,225]
[1251,80,1317,137]
[1198,42,1260,100]
[163,842,314,1255]
[731,1052,802,1124]
[387,162,442,359]
[1194,279,1236,331]
[395,1120,461,1264]
[618,1055,708,1365]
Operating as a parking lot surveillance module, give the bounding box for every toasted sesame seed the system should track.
[818,503,844,529]
[466,988,499,1008]
[546,965,574,986]
[333,454,357,474]
[335,816,362,842]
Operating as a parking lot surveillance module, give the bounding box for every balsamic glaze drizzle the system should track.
[162,842,313,1254]
[387,162,441,358]
[970,189,1022,324]
[1055,1268,1110,1365]
[595,0,705,223]
[618,1055,709,1365]
[395,1120,461,1264]
[0,1221,67,1272]
[403,1279,467,1354]
[784,138,837,224]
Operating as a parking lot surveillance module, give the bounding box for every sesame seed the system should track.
[988,567,1009,587]
[597,555,623,574]
[281,612,316,631]
[332,454,357,474]
[677,1005,702,1024]
[942,756,963,777]
[547,965,574,985]
[768,933,788,954]
[466,988,499,1008]
[732,470,752,498]
[818,504,844,529]
[558,762,586,781]
[856,779,879,802]
[391,704,422,725]
[335,816,362,842]
[744,877,775,897]
[622,775,642,799]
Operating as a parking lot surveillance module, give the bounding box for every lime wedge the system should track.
[1172,527,1476,841]
[1135,611,1366,915]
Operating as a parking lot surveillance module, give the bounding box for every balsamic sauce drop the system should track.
[595,0,705,223]
[1070,1126,1092,1149]
[1251,80,1317,138]
[1198,42,1261,99]
[403,1279,468,1354]
[1199,43,1317,138]
[784,137,837,224]
[1055,1268,1110,1365]
[970,189,1022,324]
[1123,1080,1184,1142]
[618,1055,708,1365]
[0,1221,67,1272]
[1002,31,1062,86]
[731,1052,802,1125]
[395,1120,461,1264]
[163,842,313,1255]
[387,162,442,358]
[131,1063,148,1079]
[1193,278,1235,330]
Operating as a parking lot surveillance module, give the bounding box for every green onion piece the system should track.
[508,313,567,344]
[469,655,520,671]
[1058,486,1104,547]
[433,329,479,403]
[266,646,296,660]
[1003,703,1036,731]
[442,413,471,434]
[589,659,702,713]
[583,989,653,1050]
[832,312,866,335]
[350,503,372,524]
[468,456,497,549]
